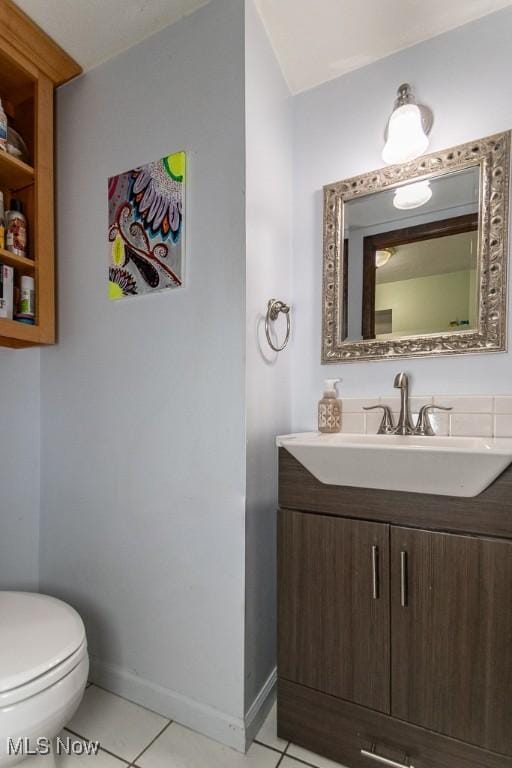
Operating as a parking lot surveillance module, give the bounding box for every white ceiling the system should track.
[13,0,512,90]
[377,232,477,284]
[15,0,210,71]
[254,0,512,93]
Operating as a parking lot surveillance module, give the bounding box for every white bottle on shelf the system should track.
[19,274,35,322]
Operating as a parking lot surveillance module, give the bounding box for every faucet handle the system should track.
[414,404,452,436]
[363,405,395,435]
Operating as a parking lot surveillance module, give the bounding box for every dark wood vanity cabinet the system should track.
[277,449,512,768]
[391,527,512,755]
[279,514,390,713]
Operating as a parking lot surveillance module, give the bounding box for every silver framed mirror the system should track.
[322,131,510,362]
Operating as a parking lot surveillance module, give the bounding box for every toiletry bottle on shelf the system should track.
[6,199,27,258]
[0,191,4,249]
[0,264,14,319]
[17,274,35,324]
[318,379,341,433]
[0,99,7,152]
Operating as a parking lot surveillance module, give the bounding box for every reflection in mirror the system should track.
[343,166,479,341]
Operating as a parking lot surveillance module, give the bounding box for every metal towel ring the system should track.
[265,299,291,352]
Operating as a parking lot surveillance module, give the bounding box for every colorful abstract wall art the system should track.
[108,152,185,300]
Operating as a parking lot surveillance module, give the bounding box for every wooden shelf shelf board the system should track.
[0,247,35,272]
[0,315,38,342]
[0,149,34,189]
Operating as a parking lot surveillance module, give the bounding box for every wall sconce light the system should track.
[375,248,394,268]
[382,83,433,165]
[393,180,432,210]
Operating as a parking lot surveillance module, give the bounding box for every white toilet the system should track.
[0,592,89,767]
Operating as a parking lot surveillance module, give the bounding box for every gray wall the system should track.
[0,350,40,590]
[41,0,248,749]
[291,7,512,430]
[244,0,292,719]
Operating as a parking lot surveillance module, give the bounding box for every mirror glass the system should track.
[342,166,480,341]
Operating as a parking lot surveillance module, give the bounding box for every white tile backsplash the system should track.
[433,395,494,413]
[495,396,512,414]
[341,413,365,433]
[342,397,379,413]
[338,395,511,438]
[427,411,450,436]
[494,414,512,437]
[378,396,401,412]
[364,411,384,434]
[450,413,493,437]
[410,396,433,411]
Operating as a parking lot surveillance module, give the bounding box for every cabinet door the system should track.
[278,509,390,713]
[391,526,512,756]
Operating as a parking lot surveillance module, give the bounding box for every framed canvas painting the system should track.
[108,151,185,300]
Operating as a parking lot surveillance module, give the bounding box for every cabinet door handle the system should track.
[371,545,379,600]
[361,746,414,768]
[400,551,408,607]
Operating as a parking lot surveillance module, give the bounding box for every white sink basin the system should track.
[277,432,512,497]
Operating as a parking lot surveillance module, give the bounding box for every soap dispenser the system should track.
[318,379,341,433]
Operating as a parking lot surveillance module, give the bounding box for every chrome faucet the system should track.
[414,404,451,435]
[363,372,451,435]
[393,372,415,435]
[363,404,395,434]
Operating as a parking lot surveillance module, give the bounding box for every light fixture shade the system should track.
[375,248,393,268]
[382,103,430,165]
[393,180,432,210]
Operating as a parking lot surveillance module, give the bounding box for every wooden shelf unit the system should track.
[0,0,81,347]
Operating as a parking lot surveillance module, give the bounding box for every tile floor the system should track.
[52,684,348,768]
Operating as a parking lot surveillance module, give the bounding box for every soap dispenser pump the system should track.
[318,379,341,433]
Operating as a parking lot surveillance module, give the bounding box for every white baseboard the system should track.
[244,667,277,750]
[89,657,247,752]
[89,657,277,754]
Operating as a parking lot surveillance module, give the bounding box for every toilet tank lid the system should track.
[0,592,86,693]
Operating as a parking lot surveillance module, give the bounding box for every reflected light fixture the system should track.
[393,180,432,210]
[382,83,433,165]
[375,248,394,268]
